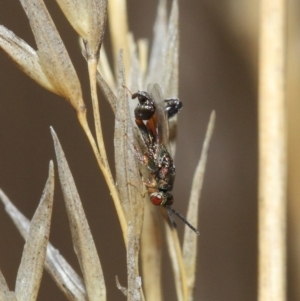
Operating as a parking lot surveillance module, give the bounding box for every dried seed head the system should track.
[5,0,87,113]
[0,25,56,93]
[57,0,108,60]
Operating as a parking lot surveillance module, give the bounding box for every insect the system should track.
[129,84,199,235]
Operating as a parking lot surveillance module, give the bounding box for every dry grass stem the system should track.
[165,226,186,301]
[126,223,143,301]
[137,39,149,79]
[96,69,117,113]
[183,111,216,299]
[114,51,142,222]
[108,0,130,76]
[147,0,168,86]
[98,47,116,91]
[141,202,163,301]
[258,0,287,300]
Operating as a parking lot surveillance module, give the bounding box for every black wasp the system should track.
[129,84,199,235]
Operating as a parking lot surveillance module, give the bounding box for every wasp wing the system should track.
[147,83,170,152]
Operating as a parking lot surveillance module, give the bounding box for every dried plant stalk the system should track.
[165,225,187,301]
[141,202,163,301]
[98,46,116,91]
[108,0,130,75]
[183,111,215,300]
[258,0,287,300]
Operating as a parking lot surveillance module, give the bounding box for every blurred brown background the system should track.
[0,0,299,300]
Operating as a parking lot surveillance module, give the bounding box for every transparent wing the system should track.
[148,83,170,152]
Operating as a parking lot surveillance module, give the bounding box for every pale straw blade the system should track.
[114,50,132,221]
[85,0,108,60]
[19,0,85,113]
[127,223,142,301]
[0,25,55,93]
[137,39,149,80]
[0,269,17,301]
[46,245,87,301]
[15,161,54,301]
[96,70,117,113]
[98,46,116,91]
[258,0,286,300]
[114,51,144,300]
[55,0,89,38]
[51,128,106,301]
[161,0,179,98]
[141,202,163,301]
[183,111,216,300]
[147,0,168,84]
[165,225,186,301]
[114,50,144,229]
[108,0,130,75]
[127,34,143,92]
[0,189,87,301]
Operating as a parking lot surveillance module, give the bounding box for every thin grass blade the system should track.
[97,46,116,91]
[114,50,144,228]
[165,225,186,301]
[147,0,168,84]
[0,26,55,93]
[127,34,143,92]
[0,270,17,301]
[183,111,216,300]
[96,70,117,113]
[127,223,142,301]
[15,161,54,301]
[46,245,87,301]
[51,128,106,301]
[114,50,131,221]
[159,0,179,98]
[137,39,149,79]
[0,189,87,301]
[19,0,85,113]
[141,202,163,301]
[114,50,145,300]
[108,0,130,75]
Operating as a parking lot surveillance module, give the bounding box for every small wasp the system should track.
[129,84,199,235]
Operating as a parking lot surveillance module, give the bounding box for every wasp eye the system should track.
[150,193,163,206]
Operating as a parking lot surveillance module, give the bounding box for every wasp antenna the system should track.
[122,84,133,96]
[167,206,200,235]
[167,208,177,229]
